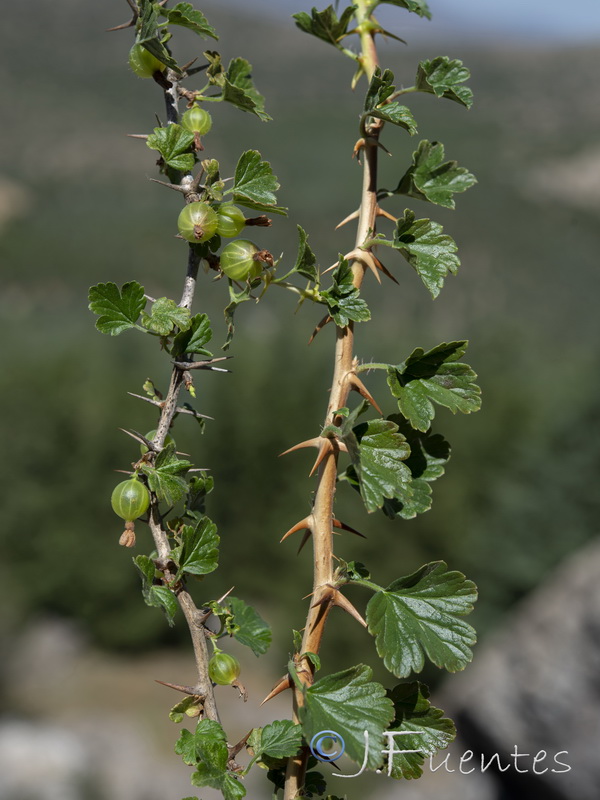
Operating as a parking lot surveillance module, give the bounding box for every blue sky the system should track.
[241,0,600,42]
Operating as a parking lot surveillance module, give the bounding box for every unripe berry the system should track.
[220,239,264,281]
[216,204,246,238]
[177,202,219,243]
[208,652,241,685]
[111,478,150,522]
[128,44,165,78]
[181,106,213,136]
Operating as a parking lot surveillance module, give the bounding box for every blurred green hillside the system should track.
[2,0,600,677]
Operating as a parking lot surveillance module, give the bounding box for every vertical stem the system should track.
[283,3,381,797]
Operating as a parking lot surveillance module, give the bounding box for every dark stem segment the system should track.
[143,76,220,724]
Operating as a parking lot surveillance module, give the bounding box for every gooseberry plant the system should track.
[90,1,481,798]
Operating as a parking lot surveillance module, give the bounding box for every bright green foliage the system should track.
[247,720,303,761]
[176,720,246,800]
[88,281,145,335]
[379,0,432,19]
[134,554,179,625]
[388,209,460,297]
[386,341,482,432]
[92,2,482,798]
[171,517,219,579]
[298,664,395,769]
[363,68,418,134]
[217,595,272,656]
[382,420,450,519]
[205,52,271,121]
[136,0,180,72]
[319,258,370,326]
[386,682,455,778]
[291,225,318,281]
[141,297,191,336]
[147,124,196,172]
[292,5,356,48]
[172,313,213,358]
[231,150,287,215]
[341,409,412,513]
[169,695,204,723]
[366,562,477,676]
[140,443,191,505]
[416,56,473,108]
[383,140,477,209]
[161,2,218,39]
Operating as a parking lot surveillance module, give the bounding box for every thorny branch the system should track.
[283,1,382,795]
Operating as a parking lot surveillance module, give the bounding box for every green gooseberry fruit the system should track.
[140,429,176,456]
[208,652,241,686]
[128,44,165,79]
[181,105,213,136]
[177,202,219,243]
[220,239,264,281]
[111,478,150,522]
[216,204,246,238]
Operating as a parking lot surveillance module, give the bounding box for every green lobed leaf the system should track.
[320,257,370,327]
[141,297,191,337]
[169,695,203,723]
[133,554,178,626]
[341,411,412,513]
[232,150,287,215]
[222,279,258,350]
[171,516,219,578]
[293,5,357,47]
[146,124,196,172]
[175,719,227,766]
[293,225,318,281]
[415,56,473,109]
[172,313,213,358]
[137,0,181,72]
[386,341,481,432]
[385,682,455,779]
[227,596,272,656]
[378,0,431,19]
[223,58,271,121]
[162,3,218,39]
[185,473,214,517]
[366,561,477,677]
[247,720,303,761]
[382,419,450,519]
[140,443,191,505]
[391,209,460,297]
[363,68,418,134]
[88,281,145,335]
[382,140,476,209]
[299,664,395,769]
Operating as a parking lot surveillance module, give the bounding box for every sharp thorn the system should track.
[377,206,398,223]
[309,439,334,477]
[372,253,399,285]
[335,209,360,230]
[127,134,149,140]
[155,679,199,695]
[331,590,367,628]
[297,529,312,554]
[149,177,187,193]
[280,517,312,543]
[348,374,383,415]
[216,586,235,605]
[107,17,136,31]
[279,438,321,457]
[333,518,367,539]
[308,315,332,345]
[261,674,293,705]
